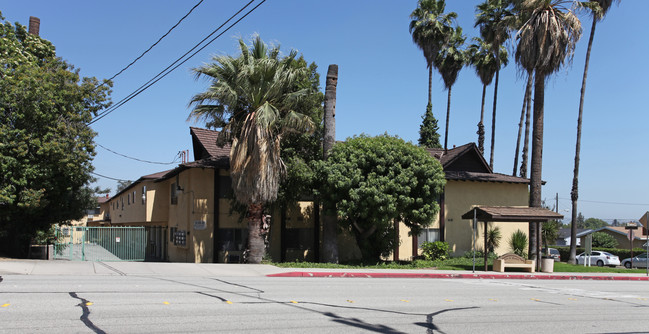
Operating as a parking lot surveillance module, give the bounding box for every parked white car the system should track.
[575,251,620,267]
[621,253,649,269]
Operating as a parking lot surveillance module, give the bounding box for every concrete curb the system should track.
[267,272,649,281]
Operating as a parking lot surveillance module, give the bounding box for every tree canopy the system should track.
[0,13,111,256]
[579,217,608,230]
[316,134,446,262]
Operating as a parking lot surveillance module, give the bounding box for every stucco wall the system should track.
[166,168,215,263]
[445,180,529,256]
[395,180,529,259]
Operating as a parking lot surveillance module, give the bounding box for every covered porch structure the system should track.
[461,206,563,271]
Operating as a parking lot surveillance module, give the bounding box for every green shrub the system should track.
[592,232,619,248]
[463,250,498,260]
[509,229,528,257]
[421,241,449,261]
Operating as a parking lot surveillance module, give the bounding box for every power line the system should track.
[89,0,264,125]
[90,0,261,124]
[90,171,131,182]
[558,197,649,206]
[97,0,204,89]
[96,142,181,165]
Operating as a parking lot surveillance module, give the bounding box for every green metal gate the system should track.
[54,226,146,261]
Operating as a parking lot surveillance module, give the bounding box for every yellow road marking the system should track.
[444,299,453,302]
[488,299,497,302]
[531,298,540,302]
[568,298,577,301]
[226,301,233,304]
[85,302,93,306]
[290,300,298,304]
[1,304,9,307]
[163,301,170,305]
[400,299,409,303]
[346,300,354,303]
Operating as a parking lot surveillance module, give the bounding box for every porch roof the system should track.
[461,206,563,222]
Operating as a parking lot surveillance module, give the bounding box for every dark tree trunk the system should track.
[514,73,533,176]
[570,18,597,264]
[443,86,452,151]
[428,65,433,107]
[477,84,486,155]
[246,203,265,264]
[529,72,545,265]
[489,66,500,169]
[520,73,533,178]
[322,64,339,263]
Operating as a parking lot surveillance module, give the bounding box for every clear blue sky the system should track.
[3,1,648,222]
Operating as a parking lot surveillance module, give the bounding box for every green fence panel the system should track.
[53,227,146,262]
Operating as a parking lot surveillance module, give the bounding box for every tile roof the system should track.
[190,127,230,160]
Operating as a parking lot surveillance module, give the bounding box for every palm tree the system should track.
[514,71,533,176]
[569,0,618,264]
[467,37,508,155]
[188,36,314,264]
[434,26,466,151]
[475,0,513,169]
[410,0,457,148]
[514,0,582,266]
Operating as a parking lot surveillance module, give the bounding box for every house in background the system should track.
[555,228,591,247]
[105,128,534,263]
[71,195,112,227]
[578,224,648,249]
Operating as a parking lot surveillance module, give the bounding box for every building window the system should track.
[133,191,136,205]
[218,175,233,198]
[142,186,146,204]
[128,193,131,205]
[418,228,440,248]
[171,183,178,205]
[121,197,124,210]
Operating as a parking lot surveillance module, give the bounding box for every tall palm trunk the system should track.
[322,65,339,263]
[443,86,452,151]
[246,203,265,264]
[529,72,545,267]
[489,65,499,169]
[520,72,533,178]
[477,84,487,155]
[514,73,533,176]
[570,18,597,264]
[428,65,433,106]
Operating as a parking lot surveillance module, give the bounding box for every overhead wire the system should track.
[90,171,132,182]
[96,0,205,90]
[89,0,265,125]
[558,197,649,206]
[96,142,181,165]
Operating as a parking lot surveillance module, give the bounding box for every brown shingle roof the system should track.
[190,127,230,160]
[445,171,530,184]
[427,143,529,184]
[461,206,564,222]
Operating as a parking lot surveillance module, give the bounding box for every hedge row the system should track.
[554,246,647,262]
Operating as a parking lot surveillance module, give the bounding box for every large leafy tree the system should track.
[569,0,618,264]
[316,134,446,263]
[514,0,582,263]
[433,26,466,151]
[475,0,513,169]
[410,0,456,149]
[0,13,111,256]
[467,37,507,155]
[188,36,315,264]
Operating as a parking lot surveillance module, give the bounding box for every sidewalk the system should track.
[1,259,649,280]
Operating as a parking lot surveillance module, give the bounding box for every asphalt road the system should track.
[2,273,649,333]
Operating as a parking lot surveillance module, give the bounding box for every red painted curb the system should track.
[266,272,649,281]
